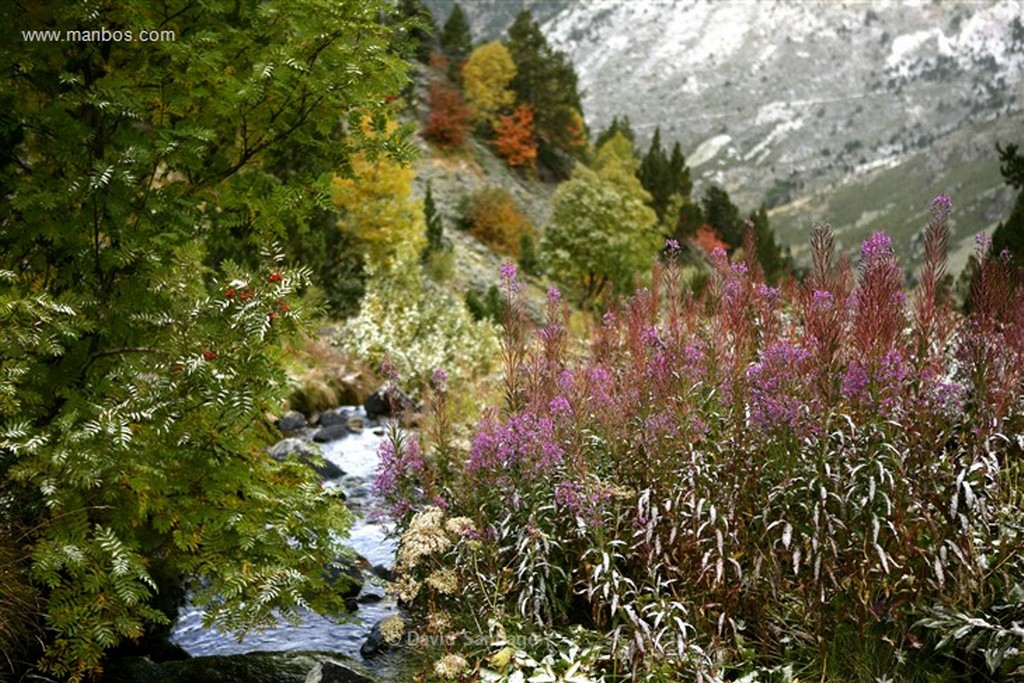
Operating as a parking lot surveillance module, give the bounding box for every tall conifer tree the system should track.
[505,10,585,179]
[440,3,472,61]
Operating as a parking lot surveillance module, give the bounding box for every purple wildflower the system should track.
[549,395,573,416]
[756,283,780,302]
[812,289,834,311]
[547,286,561,301]
[431,367,448,392]
[641,326,663,348]
[664,238,681,253]
[860,231,893,264]
[557,370,575,394]
[499,262,518,281]
[374,435,425,515]
[931,194,953,222]
[747,342,813,433]
[467,412,564,484]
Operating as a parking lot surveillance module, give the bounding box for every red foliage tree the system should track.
[689,224,729,255]
[493,103,538,170]
[424,80,472,150]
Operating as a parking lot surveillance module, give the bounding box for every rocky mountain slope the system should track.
[427,0,1023,273]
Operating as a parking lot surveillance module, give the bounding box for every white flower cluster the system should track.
[433,653,469,680]
[396,506,452,568]
[339,262,500,390]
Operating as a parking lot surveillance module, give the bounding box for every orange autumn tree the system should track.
[493,102,537,170]
[690,224,730,256]
[425,80,472,150]
[462,186,535,257]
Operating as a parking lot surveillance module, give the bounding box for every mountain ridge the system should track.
[425,0,1022,272]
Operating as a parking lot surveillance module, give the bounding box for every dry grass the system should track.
[0,523,43,676]
[283,336,380,416]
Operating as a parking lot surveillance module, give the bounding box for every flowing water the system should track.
[170,410,408,679]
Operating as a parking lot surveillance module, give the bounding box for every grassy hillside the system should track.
[771,114,1018,278]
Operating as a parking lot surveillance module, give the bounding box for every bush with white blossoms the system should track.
[340,260,500,391]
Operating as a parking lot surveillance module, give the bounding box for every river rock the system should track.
[363,386,418,420]
[101,651,375,683]
[306,659,376,683]
[313,423,350,443]
[268,438,344,480]
[278,410,308,433]
[319,407,352,428]
[324,555,366,604]
[359,619,392,659]
[346,416,365,433]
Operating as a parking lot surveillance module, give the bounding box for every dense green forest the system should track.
[2,1,1023,682]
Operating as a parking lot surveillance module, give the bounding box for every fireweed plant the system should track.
[378,197,1024,681]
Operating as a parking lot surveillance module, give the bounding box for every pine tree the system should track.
[594,115,636,150]
[639,127,672,222]
[505,10,586,179]
[669,141,694,200]
[702,186,744,250]
[991,142,1024,267]
[747,204,788,281]
[440,3,472,61]
[423,182,445,256]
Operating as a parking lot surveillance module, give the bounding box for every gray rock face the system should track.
[100,651,376,683]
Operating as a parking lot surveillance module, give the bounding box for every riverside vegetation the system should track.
[378,205,1024,682]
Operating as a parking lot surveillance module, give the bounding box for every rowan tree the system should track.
[440,3,472,63]
[0,0,412,678]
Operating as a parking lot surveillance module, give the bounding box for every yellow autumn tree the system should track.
[462,41,516,124]
[332,145,425,272]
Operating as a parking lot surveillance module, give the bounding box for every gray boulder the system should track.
[313,423,350,443]
[278,410,308,433]
[319,407,352,428]
[268,438,344,480]
[100,651,376,683]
